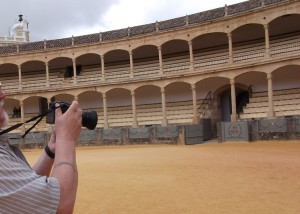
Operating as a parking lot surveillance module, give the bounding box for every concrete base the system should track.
[192,116,199,124]
[161,118,168,127]
[267,110,276,119]
[132,120,138,128]
[231,113,238,122]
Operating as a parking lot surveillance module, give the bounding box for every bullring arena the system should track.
[1,0,300,213]
[22,142,299,214]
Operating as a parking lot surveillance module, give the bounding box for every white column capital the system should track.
[191,84,196,90]
[264,24,269,30]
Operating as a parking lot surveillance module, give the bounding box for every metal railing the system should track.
[197,91,212,117]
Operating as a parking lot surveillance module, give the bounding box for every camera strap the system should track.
[0,107,58,138]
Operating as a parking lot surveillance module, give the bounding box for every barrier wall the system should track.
[7,119,213,148]
[7,117,299,147]
[219,121,251,142]
[218,116,300,142]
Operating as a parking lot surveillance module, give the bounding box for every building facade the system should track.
[0,0,299,137]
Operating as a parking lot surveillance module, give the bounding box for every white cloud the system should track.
[100,0,245,31]
[0,0,245,41]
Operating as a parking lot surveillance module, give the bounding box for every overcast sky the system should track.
[0,0,244,42]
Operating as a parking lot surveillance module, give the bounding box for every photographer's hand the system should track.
[48,131,56,153]
[51,101,82,214]
[54,101,82,142]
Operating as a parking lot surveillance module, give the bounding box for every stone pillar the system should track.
[158,46,163,74]
[129,51,134,78]
[20,100,25,134]
[161,87,168,126]
[227,33,233,63]
[191,84,199,124]
[264,24,270,58]
[131,90,138,128]
[72,58,77,84]
[18,65,22,90]
[230,79,238,122]
[267,73,275,118]
[102,93,108,129]
[188,41,194,71]
[101,55,105,81]
[45,62,50,87]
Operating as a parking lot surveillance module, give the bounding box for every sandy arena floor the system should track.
[23,141,300,214]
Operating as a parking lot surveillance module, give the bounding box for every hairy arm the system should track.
[32,133,56,176]
[50,101,82,214]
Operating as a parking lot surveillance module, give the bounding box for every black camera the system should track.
[46,102,98,130]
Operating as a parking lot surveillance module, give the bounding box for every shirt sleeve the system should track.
[0,153,60,214]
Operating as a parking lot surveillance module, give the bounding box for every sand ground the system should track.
[23,141,300,214]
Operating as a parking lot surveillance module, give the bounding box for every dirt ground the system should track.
[23,141,300,214]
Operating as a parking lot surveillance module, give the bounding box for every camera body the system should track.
[46,101,98,130]
[46,102,70,124]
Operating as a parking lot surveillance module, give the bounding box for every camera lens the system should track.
[82,111,98,130]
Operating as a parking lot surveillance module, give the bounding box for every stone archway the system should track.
[214,83,250,122]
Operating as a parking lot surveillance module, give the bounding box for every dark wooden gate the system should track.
[185,124,203,145]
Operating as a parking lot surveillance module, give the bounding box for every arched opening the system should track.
[219,87,249,122]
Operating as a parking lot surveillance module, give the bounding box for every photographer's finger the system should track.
[69,101,83,116]
[55,102,63,118]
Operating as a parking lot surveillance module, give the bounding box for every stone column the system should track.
[18,65,22,90]
[158,46,163,74]
[188,41,194,71]
[45,62,50,87]
[264,24,270,58]
[129,51,134,78]
[131,90,138,128]
[227,33,233,63]
[161,87,168,126]
[267,73,275,118]
[100,55,105,81]
[102,93,108,129]
[191,84,199,124]
[72,58,77,84]
[230,79,238,122]
[20,100,25,135]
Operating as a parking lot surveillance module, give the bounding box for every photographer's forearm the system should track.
[32,133,56,176]
[50,101,81,213]
[51,140,78,214]
[32,151,54,176]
